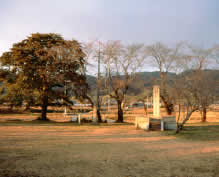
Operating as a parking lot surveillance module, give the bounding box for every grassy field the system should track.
[0,121,218,177]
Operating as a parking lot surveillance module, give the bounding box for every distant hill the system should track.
[85,71,175,96]
[86,70,219,96]
[136,71,161,78]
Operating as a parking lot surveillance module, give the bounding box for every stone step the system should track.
[150,122,161,131]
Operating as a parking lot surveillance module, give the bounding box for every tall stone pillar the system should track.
[153,85,160,118]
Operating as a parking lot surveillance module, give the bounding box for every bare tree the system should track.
[168,45,218,133]
[81,41,104,122]
[186,44,215,122]
[102,41,146,122]
[175,77,200,133]
[172,71,217,133]
[145,42,184,115]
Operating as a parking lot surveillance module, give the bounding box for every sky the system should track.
[1,0,219,56]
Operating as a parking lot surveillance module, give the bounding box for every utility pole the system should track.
[107,62,111,112]
[97,43,100,114]
[96,42,102,123]
[146,96,148,116]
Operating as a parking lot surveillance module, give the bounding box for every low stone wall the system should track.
[162,116,177,130]
[135,117,150,130]
[135,116,177,131]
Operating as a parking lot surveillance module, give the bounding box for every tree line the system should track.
[0,33,219,132]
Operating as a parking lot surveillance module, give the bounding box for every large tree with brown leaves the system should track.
[0,33,87,120]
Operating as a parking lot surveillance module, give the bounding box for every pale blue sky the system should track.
[1,0,219,55]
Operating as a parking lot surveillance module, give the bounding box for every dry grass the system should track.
[172,122,219,141]
[0,121,219,177]
[0,105,218,123]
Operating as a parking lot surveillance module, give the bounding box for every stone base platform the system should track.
[135,117,150,130]
[135,116,177,131]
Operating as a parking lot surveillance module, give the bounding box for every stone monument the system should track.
[153,85,160,118]
[135,85,177,131]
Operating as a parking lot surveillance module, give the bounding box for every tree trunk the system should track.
[160,94,174,115]
[143,102,148,116]
[175,109,197,134]
[160,74,174,115]
[175,124,183,134]
[117,100,124,123]
[96,107,102,123]
[40,95,49,121]
[201,107,207,122]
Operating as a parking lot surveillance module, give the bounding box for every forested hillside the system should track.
[86,70,219,97]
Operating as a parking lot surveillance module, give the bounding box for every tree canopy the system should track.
[0,33,88,120]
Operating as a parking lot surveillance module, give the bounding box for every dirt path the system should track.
[0,125,218,177]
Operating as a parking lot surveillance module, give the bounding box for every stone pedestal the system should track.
[162,116,177,130]
[135,117,150,130]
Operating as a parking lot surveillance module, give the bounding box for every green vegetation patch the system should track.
[165,123,219,141]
